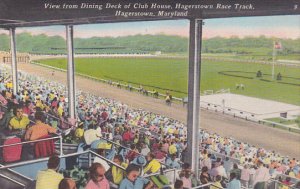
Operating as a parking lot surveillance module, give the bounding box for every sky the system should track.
[0,15,299,39]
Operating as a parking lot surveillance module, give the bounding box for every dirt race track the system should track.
[18,63,300,159]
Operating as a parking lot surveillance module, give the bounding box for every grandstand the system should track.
[0,0,299,189]
[0,51,30,64]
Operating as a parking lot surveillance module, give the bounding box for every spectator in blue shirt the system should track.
[227,172,241,189]
[165,154,181,169]
[119,164,153,189]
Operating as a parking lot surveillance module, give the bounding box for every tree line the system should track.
[0,33,298,55]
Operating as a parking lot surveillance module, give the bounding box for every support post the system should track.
[272,41,275,80]
[9,28,18,94]
[66,25,76,119]
[186,19,202,179]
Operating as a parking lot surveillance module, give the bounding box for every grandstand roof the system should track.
[0,0,299,28]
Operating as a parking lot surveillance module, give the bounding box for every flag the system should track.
[274,41,282,50]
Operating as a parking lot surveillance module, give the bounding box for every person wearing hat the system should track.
[131,155,147,168]
[119,164,153,189]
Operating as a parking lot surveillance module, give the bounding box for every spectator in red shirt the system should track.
[125,144,139,162]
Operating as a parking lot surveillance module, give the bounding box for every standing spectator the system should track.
[201,154,212,170]
[224,157,233,177]
[240,164,251,188]
[230,163,241,180]
[200,166,211,189]
[227,172,241,189]
[85,163,110,189]
[253,161,270,188]
[36,155,63,189]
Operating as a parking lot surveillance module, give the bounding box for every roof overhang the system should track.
[0,0,299,28]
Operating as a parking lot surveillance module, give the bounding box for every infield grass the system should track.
[36,57,300,106]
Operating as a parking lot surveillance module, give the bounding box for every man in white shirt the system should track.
[141,143,150,156]
[201,154,212,170]
[84,125,102,145]
[253,161,270,188]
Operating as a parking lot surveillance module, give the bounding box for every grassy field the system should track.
[266,117,300,127]
[36,57,300,106]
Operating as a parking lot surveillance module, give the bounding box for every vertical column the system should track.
[9,28,18,94]
[186,19,202,179]
[66,25,76,119]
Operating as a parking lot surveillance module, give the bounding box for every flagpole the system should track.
[272,41,275,80]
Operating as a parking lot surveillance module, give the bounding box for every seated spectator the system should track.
[210,175,223,189]
[179,163,198,188]
[144,152,161,174]
[110,155,128,186]
[140,143,150,156]
[9,105,30,131]
[174,179,184,189]
[169,141,177,156]
[119,164,153,189]
[150,174,170,189]
[122,128,133,145]
[36,155,64,189]
[74,122,84,140]
[59,178,77,189]
[154,146,167,162]
[84,124,101,146]
[280,177,292,189]
[125,144,139,162]
[25,111,56,141]
[131,155,147,169]
[165,154,181,169]
[85,162,110,189]
[227,172,241,189]
[0,101,14,131]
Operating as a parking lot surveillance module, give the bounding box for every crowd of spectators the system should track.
[0,65,299,189]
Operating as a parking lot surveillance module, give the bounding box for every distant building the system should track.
[154,51,162,55]
[0,51,30,63]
